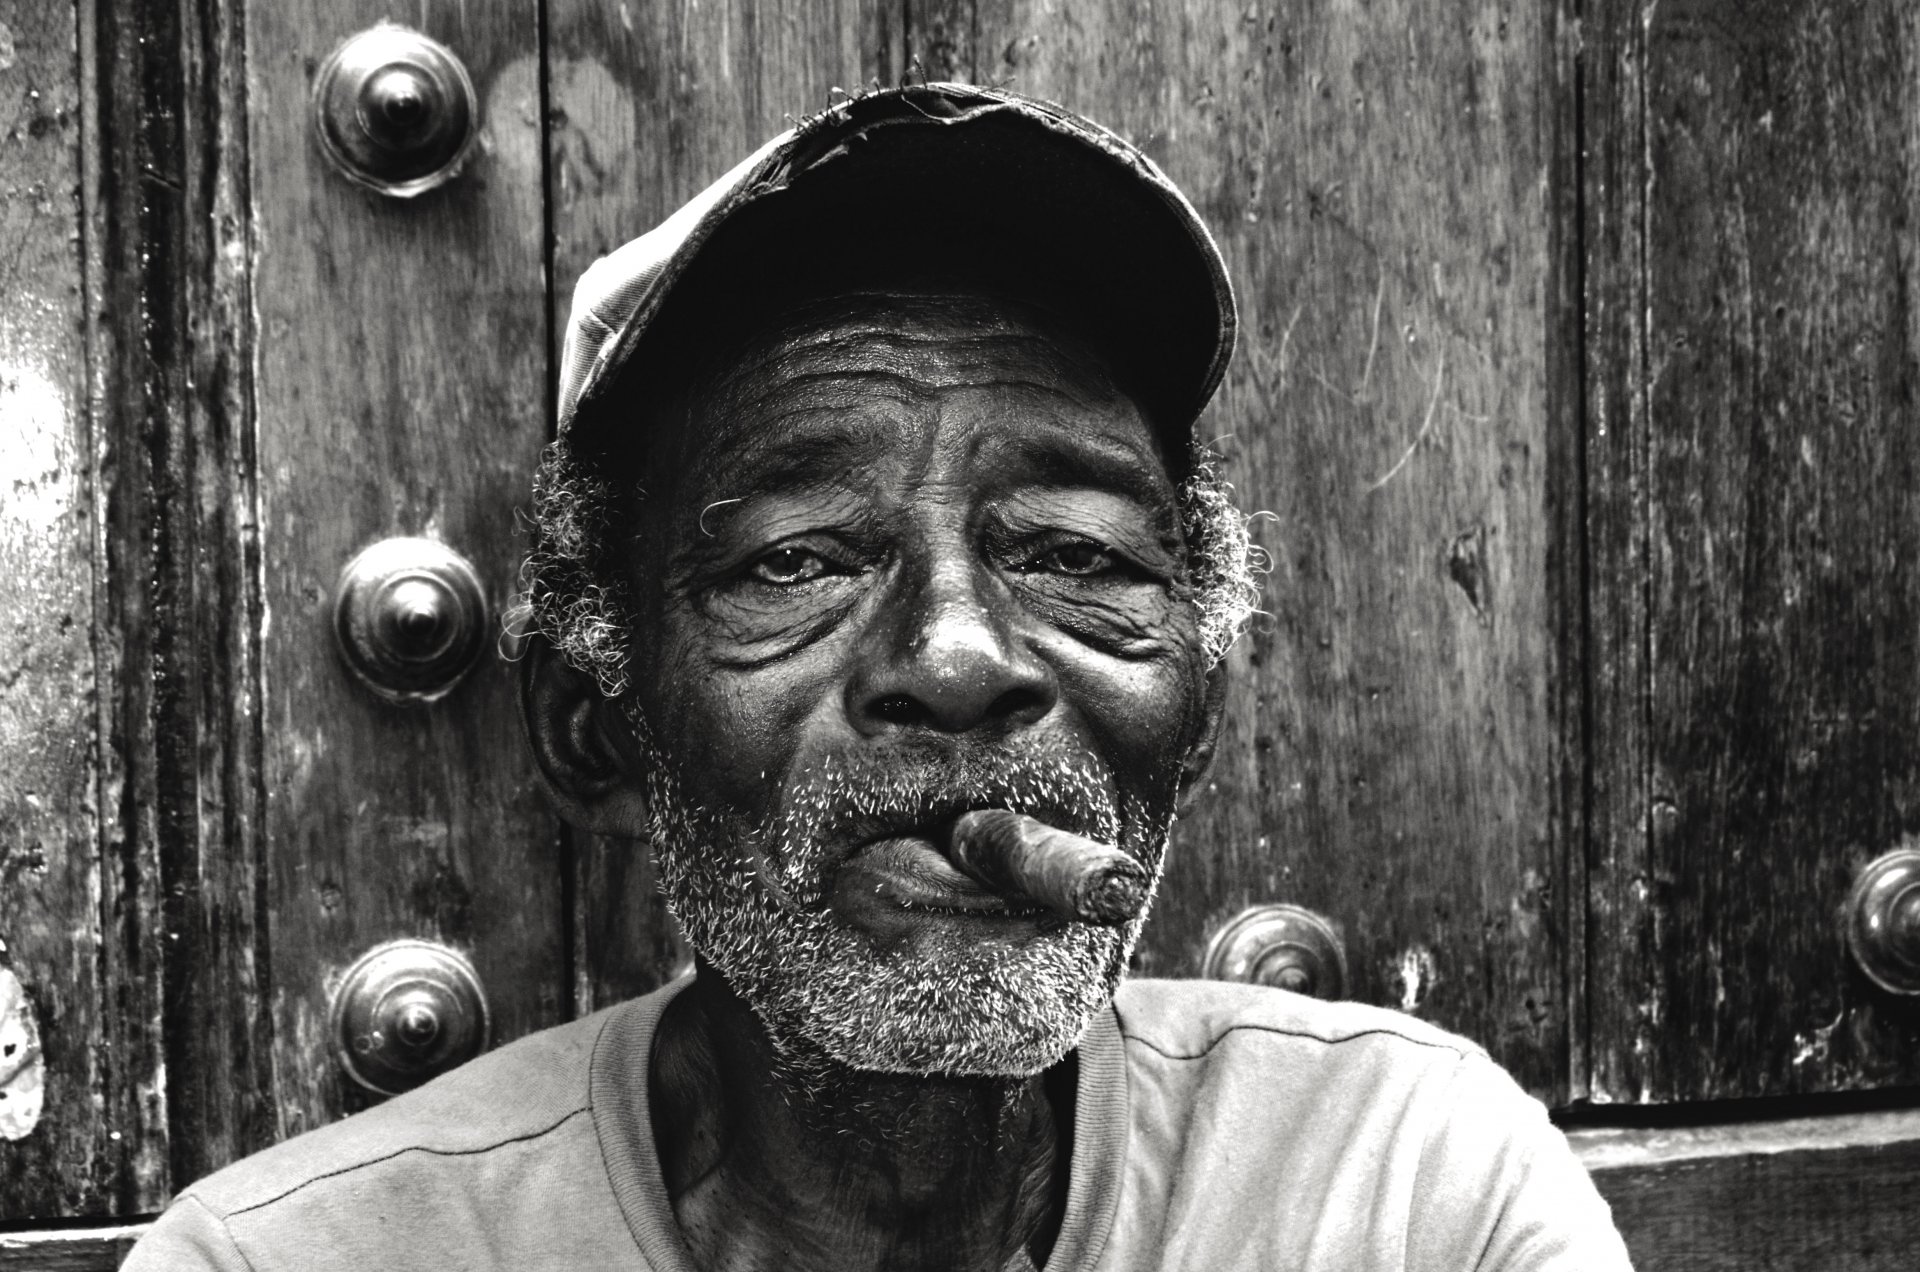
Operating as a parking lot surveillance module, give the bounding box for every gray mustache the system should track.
[754,740,1123,869]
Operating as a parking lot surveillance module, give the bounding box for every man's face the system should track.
[620,294,1213,1077]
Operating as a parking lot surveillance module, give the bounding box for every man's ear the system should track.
[1176,661,1230,814]
[519,635,651,836]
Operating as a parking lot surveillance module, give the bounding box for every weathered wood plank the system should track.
[130,0,274,1193]
[2,0,275,1216]
[545,0,894,1010]
[1572,1111,1920,1270]
[965,0,1567,1096]
[0,0,132,1219]
[72,0,280,1200]
[1578,0,1658,1106]
[1585,0,1920,1103]
[1543,0,1590,1106]
[0,0,83,1186]
[0,1224,145,1271]
[244,2,563,1131]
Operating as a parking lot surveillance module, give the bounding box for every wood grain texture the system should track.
[125,0,274,1193]
[4,0,273,1217]
[545,0,893,1009]
[1578,0,1657,1107]
[1584,0,1920,1102]
[244,1,563,1131]
[0,1224,145,1271]
[0,0,140,1218]
[964,0,1567,1095]
[1576,1114,1920,1271]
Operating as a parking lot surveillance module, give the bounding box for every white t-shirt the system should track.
[126,976,1633,1270]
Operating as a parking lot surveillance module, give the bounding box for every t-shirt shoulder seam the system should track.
[179,1193,262,1272]
[209,1103,593,1220]
[1121,1020,1476,1061]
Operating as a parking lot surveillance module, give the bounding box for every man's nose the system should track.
[845,558,1057,736]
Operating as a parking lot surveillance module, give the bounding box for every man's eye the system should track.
[1037,541,1117,576]
[747,547,832,585]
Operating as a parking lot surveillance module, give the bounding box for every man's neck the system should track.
[649,968,1074,1272]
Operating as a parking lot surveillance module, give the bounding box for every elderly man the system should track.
[129,84,1630,1271]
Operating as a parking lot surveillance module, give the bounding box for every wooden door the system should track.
[5,3,1572,1240]
[245,0,563,1136]
[1,0,573,1237]
[7,0,1920,1268]
[1583,0,1920,1105]
[1569,2,1920,1265]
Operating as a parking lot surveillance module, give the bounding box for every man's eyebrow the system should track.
[989,431,1179,511]
[689,411,898,498]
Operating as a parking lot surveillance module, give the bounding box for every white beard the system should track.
[632,717,1177,1078]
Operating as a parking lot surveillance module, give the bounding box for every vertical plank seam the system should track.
[145,0,199,1196]
[533,0,585,1021]
[1634,0,1657,1103]
[122,0,184,1207]
[1568,0,1596,1108]
[227,0,274,1174]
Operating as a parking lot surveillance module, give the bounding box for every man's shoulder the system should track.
[1104,986,1632,1267]
[1112,976,1488,1067]
[183,1004,614,1221]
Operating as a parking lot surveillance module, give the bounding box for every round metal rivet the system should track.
[330,939,489,1096]
[333,537,489,704]
[1201,903,1350,1001]
[312,24,478,197]
[1847,848,1920,995]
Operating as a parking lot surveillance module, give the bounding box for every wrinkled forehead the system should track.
[642,291,1177,505]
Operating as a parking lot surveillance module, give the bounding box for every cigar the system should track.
[948,809,1149,926]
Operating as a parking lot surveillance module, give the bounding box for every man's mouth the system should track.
[831,825,1053,919]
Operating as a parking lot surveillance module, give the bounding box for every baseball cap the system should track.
[556,82,1237,468]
